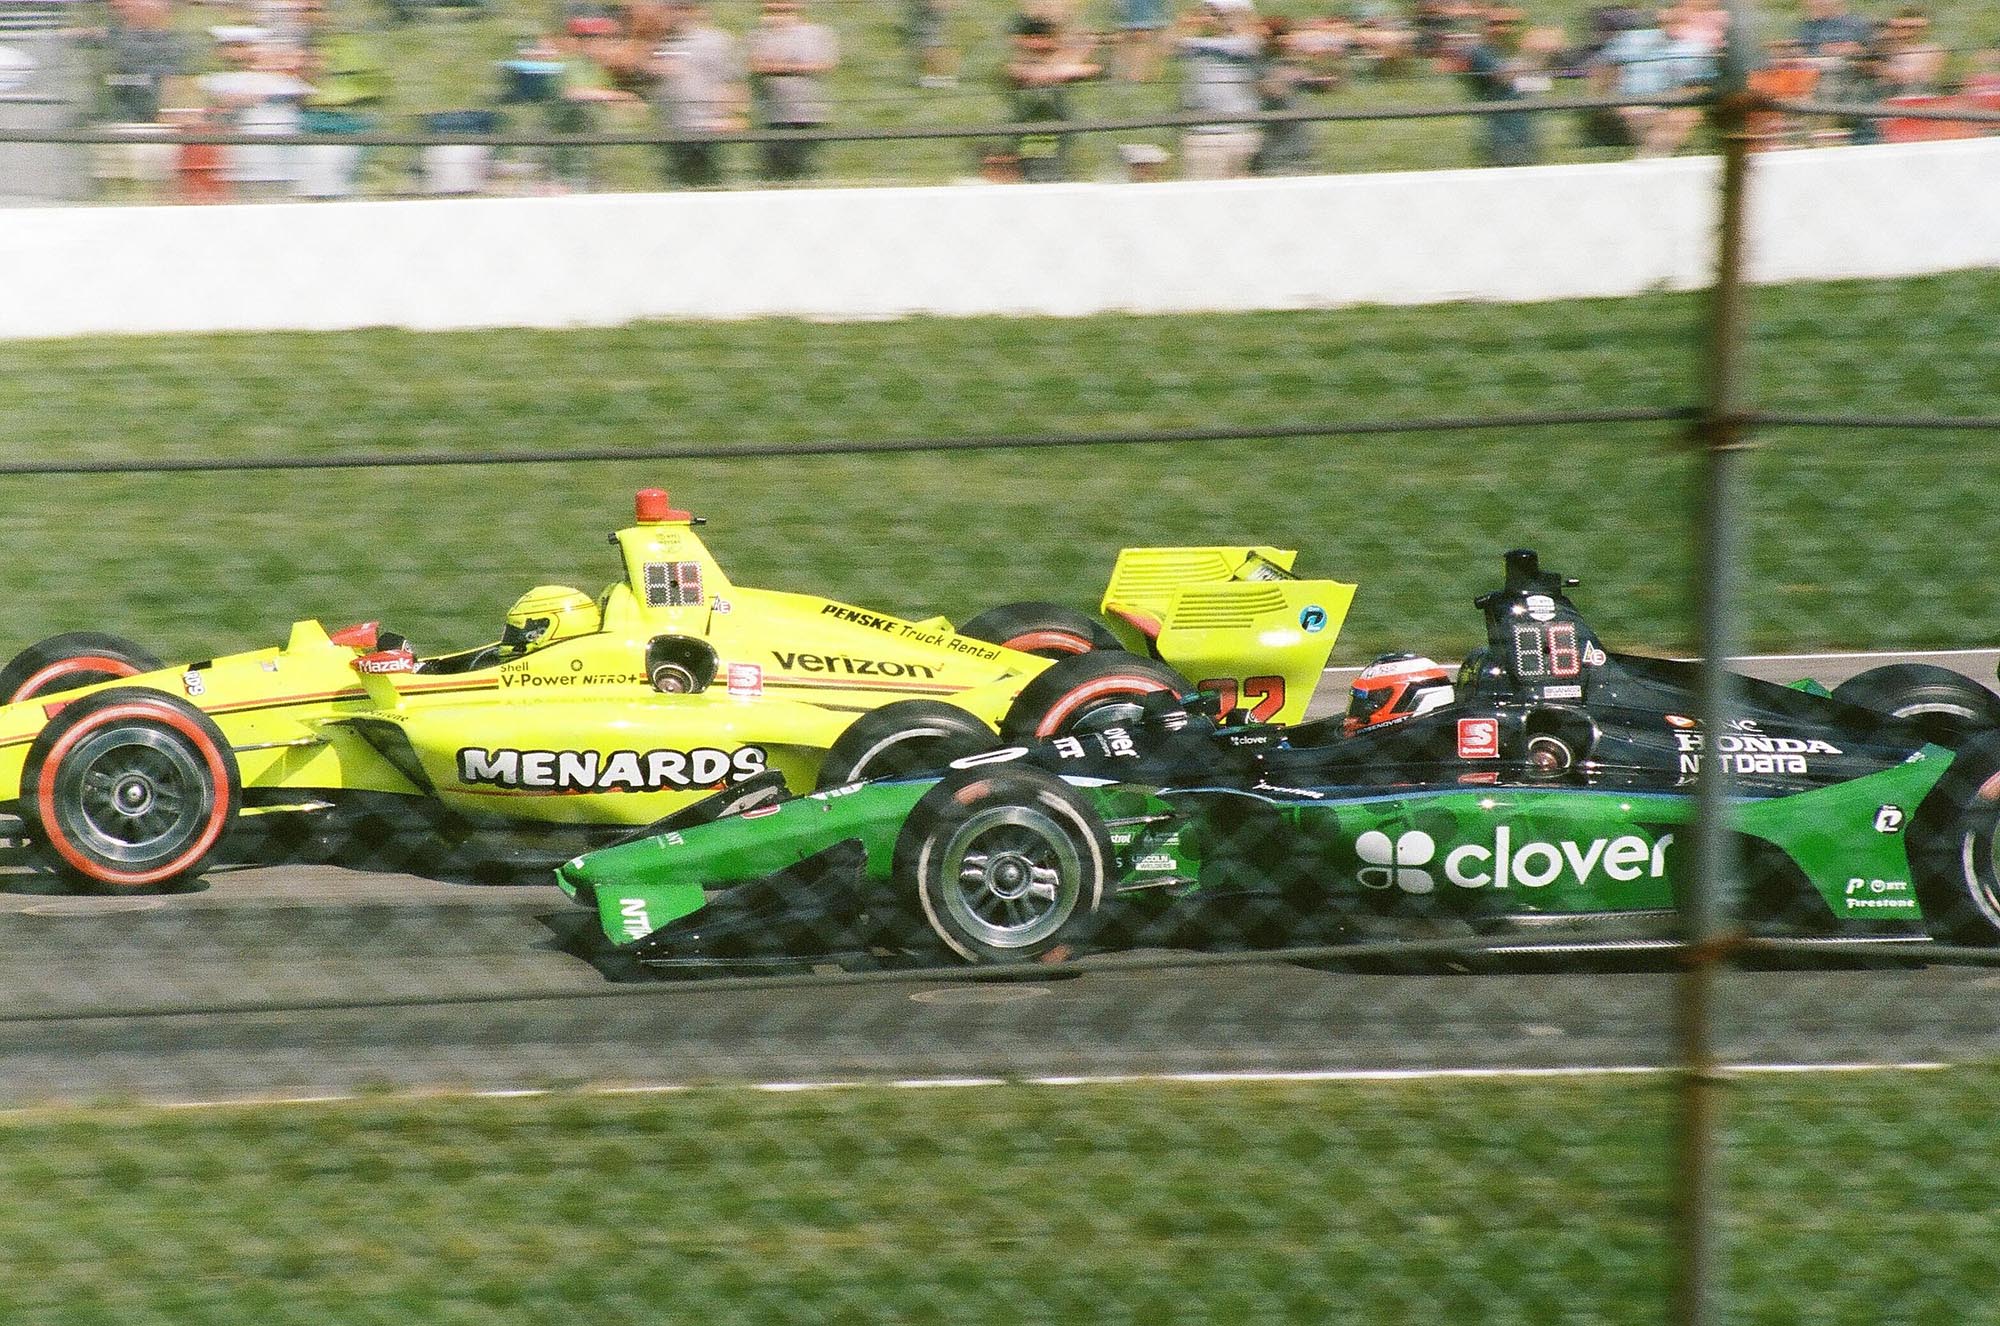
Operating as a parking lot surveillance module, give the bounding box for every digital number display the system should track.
[1510,621,1583,679]
[643,560,706,608]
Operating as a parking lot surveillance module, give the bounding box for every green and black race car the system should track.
[557,550,2000,968]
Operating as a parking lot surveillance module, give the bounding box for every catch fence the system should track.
[0,6,1998,1324]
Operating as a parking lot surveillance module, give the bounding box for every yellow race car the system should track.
[0,489,1355,889]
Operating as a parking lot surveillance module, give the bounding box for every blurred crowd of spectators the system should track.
[987,0,1998,177]
[70,0,2000,200]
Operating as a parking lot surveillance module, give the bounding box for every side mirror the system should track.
[646,635,719,694]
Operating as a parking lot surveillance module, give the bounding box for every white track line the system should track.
[11,1062,1951,1117]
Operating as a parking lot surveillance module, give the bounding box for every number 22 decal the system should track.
[1198,675,1287,722]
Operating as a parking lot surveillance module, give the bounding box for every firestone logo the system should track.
[1356,826,1674,893]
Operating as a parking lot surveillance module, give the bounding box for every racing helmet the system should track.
[1345,653,1456,735]
[502,584,600,654]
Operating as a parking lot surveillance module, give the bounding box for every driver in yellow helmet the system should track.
[500,585,601,656]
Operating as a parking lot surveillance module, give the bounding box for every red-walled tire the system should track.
[957,602,1121,660]
[0,632,163,704]
[1000,651,1189,742]
[20,688,240,890]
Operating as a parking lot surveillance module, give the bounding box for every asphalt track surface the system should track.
[3,649,1997,1107]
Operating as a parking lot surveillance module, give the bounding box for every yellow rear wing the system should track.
[1100,547,1355,725]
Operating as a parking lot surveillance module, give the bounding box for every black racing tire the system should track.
[20,688,240,890]
[894,766,1112,964]
[957,602,1122,660]
[815,700,999,789]
[1000,651,1190,743]
[1911,732,2000,945]
[0,632,163,704]
[1831,664,2000,738]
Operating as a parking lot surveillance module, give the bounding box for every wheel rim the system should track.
[938,805,1081,950]
[1960,800,2000,929]
[56,725,212,866]
[1066,699,1149,735]
[652,663,698,694]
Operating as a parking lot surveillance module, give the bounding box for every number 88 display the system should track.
[1511,622,1581,678]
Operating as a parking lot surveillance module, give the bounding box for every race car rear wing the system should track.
[1099,546,1356,725]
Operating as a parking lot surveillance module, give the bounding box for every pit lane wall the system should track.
[0,136,1994,338]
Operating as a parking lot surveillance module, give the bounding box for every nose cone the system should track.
[554,855,599,905]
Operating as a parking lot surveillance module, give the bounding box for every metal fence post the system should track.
[1675,4,1759,1324]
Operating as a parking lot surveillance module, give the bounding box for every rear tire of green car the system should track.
[1832,663,2000,738]
[815,701,998,789]
[1911,732,2000,945]
[896,767,1111,964]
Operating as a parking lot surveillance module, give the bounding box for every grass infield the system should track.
[0,1071,1993,1324]
[0,270,1993,666]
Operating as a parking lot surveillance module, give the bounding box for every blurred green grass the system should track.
[0,269,1994,664]
[1,1070,1994,1325]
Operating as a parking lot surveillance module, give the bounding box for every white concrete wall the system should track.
[0,136,1994,339]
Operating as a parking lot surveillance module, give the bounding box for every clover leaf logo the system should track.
[1356,829,1437,894]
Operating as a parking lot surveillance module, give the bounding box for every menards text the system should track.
[457,745,766,792]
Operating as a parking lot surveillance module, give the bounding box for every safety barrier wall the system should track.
[0,135,1994,339]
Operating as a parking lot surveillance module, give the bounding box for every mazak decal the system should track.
[772,651,939,680]
[1357,826,1673,894]
[817,604,1002,661]
[1673,729,1841,776]
[457,745,767,792]
[1457,717,1500,760]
